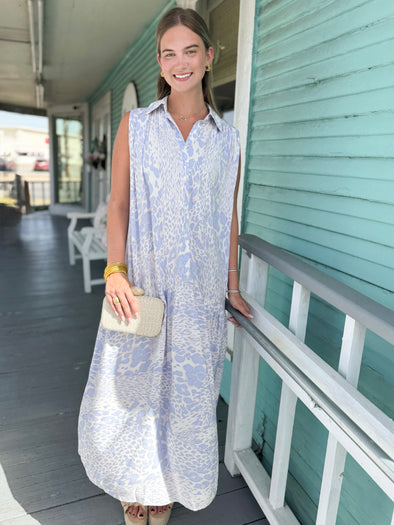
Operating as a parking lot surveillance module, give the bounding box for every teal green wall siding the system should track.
[88,0,175,150]
[222,1,394,523]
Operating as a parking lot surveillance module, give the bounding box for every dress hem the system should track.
[80,455,217,512]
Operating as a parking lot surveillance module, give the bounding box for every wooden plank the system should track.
[224,252,267,475]
[316,317,366,524]
[252,113,394,139]
[0,494,124,525]
[249,134,394,160]
[249,168,393,199]
[245,216,394,291]
[248,157,394,185]
[1,486,267,525]
[337,317,366,386]
[235,448,300,525]
[269,283,310,509]
[256,0,392,48]
[254,63,394,106]
[248,186,394,223]
[170,487,267,525]
[258,39,394,96]
[251,87,394,125]
[257,14,394,70]
[269,384,297,510]
[246,222,394,300]
[257,0,347,41]
[248,198,394,247]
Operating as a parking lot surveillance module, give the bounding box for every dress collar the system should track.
[146,96,223,132]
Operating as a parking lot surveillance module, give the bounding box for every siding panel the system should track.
[234,1,394,523]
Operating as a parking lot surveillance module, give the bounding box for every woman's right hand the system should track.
[105,273,139,321]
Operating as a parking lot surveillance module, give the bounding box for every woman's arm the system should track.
[227,160,252,326]
[106,112,130,263]
[104,112,138,321]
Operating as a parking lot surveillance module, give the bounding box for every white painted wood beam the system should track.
[242,292,394,461]
[176,0,199,8]
[225,252,268,475]
[289,282,310,343]
[233,294,394,500]
[269,283,310,509]
[240,326,394,500]
[316,317,366,525]
[269,383,297,510]
[233,0,256,223]
[338,316,366,386]
[235,448,300,525]
[239,234,394,346]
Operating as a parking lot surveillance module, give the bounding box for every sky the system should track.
[0,110,48,130]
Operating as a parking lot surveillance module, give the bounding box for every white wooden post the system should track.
[269,282,310,509]
[225,251,269,475]
[316,316,366,525]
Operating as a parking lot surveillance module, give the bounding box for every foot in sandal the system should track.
[121,502,148,525]
[148,504,173,525]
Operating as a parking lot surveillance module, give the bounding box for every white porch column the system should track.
[176,0,199,8]
[233,0,256,221]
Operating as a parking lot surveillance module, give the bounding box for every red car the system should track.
[34,159,49,171]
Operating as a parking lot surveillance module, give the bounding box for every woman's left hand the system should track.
[227,292,253,328]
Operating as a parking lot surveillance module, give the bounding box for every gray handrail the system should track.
[239,234,394,345]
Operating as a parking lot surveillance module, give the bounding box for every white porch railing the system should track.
[225,234,394,525]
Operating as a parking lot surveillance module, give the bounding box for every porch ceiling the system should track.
[0,0,166,114]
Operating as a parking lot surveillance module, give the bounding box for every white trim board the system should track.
[233,0,256,222]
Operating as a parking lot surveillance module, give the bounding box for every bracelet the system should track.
[104,262,128,281]
[228,269,239,273]
[227,289,240,294]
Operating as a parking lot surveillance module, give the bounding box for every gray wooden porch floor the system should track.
[0,210,267,525]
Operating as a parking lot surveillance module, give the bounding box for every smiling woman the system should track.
[78,7,251,525]
[157,24,213,140]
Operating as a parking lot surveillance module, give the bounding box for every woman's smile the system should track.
[174,72,193,81]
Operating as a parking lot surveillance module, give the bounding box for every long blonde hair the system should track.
[156,7,218,113]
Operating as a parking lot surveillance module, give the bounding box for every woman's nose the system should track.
[175,54,188,69]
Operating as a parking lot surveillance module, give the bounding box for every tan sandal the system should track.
[121,502,148,525]
[148,503,173,525]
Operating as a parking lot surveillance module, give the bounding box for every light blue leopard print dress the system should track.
[78,97,240,511]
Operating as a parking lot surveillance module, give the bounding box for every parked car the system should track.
[34,159,49,171]
[5,158,16,171]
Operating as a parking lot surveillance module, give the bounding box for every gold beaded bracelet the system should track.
[104,262,128,281]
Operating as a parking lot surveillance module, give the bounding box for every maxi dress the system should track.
[78,96,240,511]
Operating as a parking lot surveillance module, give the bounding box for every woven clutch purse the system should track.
[101,295,165,337]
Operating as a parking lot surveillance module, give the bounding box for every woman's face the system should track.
[158,24,213,96]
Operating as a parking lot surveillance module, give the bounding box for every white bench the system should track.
[67,202,107,293]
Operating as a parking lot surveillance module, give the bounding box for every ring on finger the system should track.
[113,296,120,305]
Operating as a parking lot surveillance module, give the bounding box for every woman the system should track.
[78,7,251,525]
